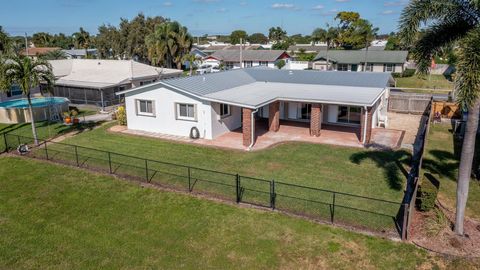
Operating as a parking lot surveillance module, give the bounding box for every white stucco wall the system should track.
[125,87,214,139]
[210,103,242,138]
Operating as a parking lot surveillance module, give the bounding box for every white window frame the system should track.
[259,61,268,66]
[176,103,197,121]
[219,103,231,118]
[337,64,348,71]
[136,99,155,117]
[244,61,253,68]
[365,63,374,72]
[385,63,394,72]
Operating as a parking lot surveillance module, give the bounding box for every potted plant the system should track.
[63,111,72,124]
[71,109,80,124]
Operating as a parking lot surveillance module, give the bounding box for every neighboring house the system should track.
[48,59,182,109]
[203,50,290,69]
[118,68,394,148]
[19,47,61,59]
[62,49,98,59]
[288,44,327,54]
[312,50,408,73]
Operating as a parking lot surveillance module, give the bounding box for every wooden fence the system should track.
[388,92,432,114]
[433,101,461,119]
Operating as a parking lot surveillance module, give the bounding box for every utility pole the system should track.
[240,37,243,68]
[24,33,28,56]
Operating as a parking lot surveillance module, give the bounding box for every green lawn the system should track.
[58,123,410,202]
[0,156,455,269]
[395,75,454,90]
[422,123,480,220]
[0,121,73,140]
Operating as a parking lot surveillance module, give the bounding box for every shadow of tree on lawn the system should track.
[423,149,459,182]
[350,150,412,191]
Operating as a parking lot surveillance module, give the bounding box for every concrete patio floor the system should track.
[113,119,404,151]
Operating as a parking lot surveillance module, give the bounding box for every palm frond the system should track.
[412,16,474,74]
[455,28,480,108]
[398,0,474,46]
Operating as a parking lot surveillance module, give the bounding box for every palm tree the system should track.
[41,49,68,60]
[73,27,91,57]
[146,21,193,69]
[0,55,55,145]
[182,54,200,75]
[399,0,480,235]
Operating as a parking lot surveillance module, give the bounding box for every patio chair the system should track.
[378,114,388,128]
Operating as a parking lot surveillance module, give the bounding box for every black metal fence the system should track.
[1,132,405,238]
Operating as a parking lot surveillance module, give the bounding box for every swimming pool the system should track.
[0,97,70,124]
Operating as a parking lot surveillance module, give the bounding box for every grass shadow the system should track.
[350,150,411,191]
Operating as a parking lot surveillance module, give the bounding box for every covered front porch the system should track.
[239,101,374,150]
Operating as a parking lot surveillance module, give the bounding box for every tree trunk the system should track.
[27,94,39,145]
[189,64,193,76]
[455,97,480,235]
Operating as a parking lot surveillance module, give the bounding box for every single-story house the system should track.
[20,47,61,59]
[203,50,290,69]
[62,48,98,59]
[117,68,394,148]
[49,59,182,109]
[312,50,408,73]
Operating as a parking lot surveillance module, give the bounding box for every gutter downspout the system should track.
[362,106,368,145]
[248,108,259,150]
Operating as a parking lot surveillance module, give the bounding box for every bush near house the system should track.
[116,106,127,125]
[417,173,440,212]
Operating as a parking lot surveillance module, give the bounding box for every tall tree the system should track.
[0,26,12,54]
[268,26,287,43]
[95,24,122,59]
[334,11,377,49]
[31,32,52,47]
[0,56,55,144]
[385,32,402,50]
[73,27,91,56]
[311,28,327,44]
[230,30,248,44]
[146,21,192,69]
[399,0,480,236]
[248,33,268,44]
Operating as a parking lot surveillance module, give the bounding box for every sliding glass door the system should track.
[337,106,361,125]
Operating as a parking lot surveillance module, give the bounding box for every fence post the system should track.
[3,133,7,153]
[188,167,191,191]
[270,180,276,210]
[236,174,240,203]
[44,141,49,160]
[74,145,79,167]
[108,152,112,174]
[145,159,149,182]
[402,203,409,241]
[331,192,336,224]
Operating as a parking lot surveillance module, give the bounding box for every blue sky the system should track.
[1,0,409,36]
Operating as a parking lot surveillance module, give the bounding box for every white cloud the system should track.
[271,3,295,9]
[335,0,350,2]
[217,7,228,13]
[239,1,247,6]
[162,1,173,7]
[380,10,397,15]
[312,4,324,10]
[193,0,219,3]
[384,0,408,6]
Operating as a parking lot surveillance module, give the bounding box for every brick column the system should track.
[242,108,254,147]
[310,103,322,137]
[268,101,280,132]
[360,107,373,144]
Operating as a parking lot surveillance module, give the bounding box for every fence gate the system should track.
[388,92,432,114]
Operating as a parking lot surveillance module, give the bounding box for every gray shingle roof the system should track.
[119,68,393,108]
[313,50,408,64]
[208,50,287,62]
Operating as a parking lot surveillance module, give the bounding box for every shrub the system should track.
[116,106,127,126]
[417,173,440,212]
[391,72,402,78]
[402,68,416,77]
